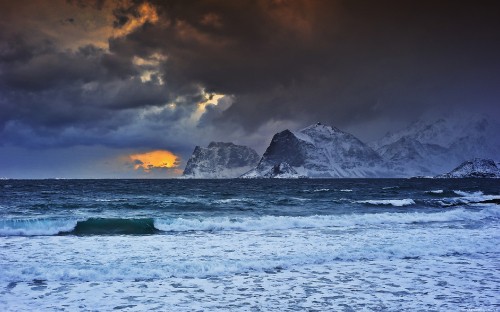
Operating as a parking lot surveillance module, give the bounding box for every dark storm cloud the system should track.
[113,0,334,93]
[0,42,168,123]
[1,0,500,153]
[111,0,500,132]
[66,0,105,10]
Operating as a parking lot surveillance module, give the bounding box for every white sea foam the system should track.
[441,190,500,205]
[213,198,251,204]
[94,198,128,202]
[154,207,497,233]
[1,206,497,237]
[0,219,79,236]
[302,188,330,193]
[290,197,310,201]
[454,190,484,197]
[2,205,497,237]
[382,186,399,190]
[357,199,415,206]
[304,188,351,193]
[162,196,207,204]
[428,190,444,194]
[2,255,499,312]
[1,205,499,311]
[1,214,498,283]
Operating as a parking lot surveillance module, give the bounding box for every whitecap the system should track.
[357,199,415,207]
[213,198,251,204]
[94,198,128,202]
[427,190,444,194]
[447,190,500,205]
[153,207,497,233]
[0,218,79,236]
[453,190,484,197]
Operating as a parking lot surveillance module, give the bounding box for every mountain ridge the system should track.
[182,117,499,179]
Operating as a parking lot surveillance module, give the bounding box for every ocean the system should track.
[0,179,499,311]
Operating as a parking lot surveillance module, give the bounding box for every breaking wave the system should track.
[1,205,498,237]
[382,186,399,190]
[436,190,500,206]
[454,190,484,197]
[357,199,415,206]
[0,218,158,236]
[427,190,444,194]
[154,207,498,232]
[0,219,79,236]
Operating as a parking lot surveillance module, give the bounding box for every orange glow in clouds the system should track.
[129,150,180,173]
[114,2,159,38]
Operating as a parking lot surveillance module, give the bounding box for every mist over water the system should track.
[0,179,499,311]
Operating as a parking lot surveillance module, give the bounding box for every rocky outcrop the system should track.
[183,142,260,178]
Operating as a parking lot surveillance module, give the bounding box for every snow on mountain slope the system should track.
[183,142,260,178]
[372,116,500,175]
[241,123,392,178]
[435,158,500,178]
[376,137,449,176]
[186,117,499,179]
[241,162,306,179]
[372,116,499,150]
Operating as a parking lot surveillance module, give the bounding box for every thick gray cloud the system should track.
[0,0,499,177]
[106,0,500,134]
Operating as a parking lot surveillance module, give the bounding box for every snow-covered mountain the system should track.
[184,116,499,179]
[435,158,500,178]
[241,123,391,178]
[371,117,495,150]
[371,116,500,176]
[182,142,260,178]
[376,137,449,176]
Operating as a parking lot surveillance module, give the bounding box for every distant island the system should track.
[436,158,500,178]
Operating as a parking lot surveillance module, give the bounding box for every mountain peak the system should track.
[243,123,385,178]
[300,122,341,135]
[207,142,236,148]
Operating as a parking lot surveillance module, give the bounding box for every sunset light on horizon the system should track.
[128,150,180,173]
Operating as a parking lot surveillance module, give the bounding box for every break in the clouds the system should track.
[128,150,181,174]
[1,0,499,177]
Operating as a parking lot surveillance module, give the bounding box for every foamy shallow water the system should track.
[1,179,499,311]
[1,214,499,311]
[2,258,498,311]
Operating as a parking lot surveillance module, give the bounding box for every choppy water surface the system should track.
[0,179,499,311]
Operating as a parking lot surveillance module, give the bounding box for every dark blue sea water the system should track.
[1,179,499,311]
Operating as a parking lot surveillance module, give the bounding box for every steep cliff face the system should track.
[183,142,260,178]
[242,123,390,178]
[241,162,306,179]
[436,158,500,178]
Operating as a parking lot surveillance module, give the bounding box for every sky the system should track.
[1,0,499,178]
